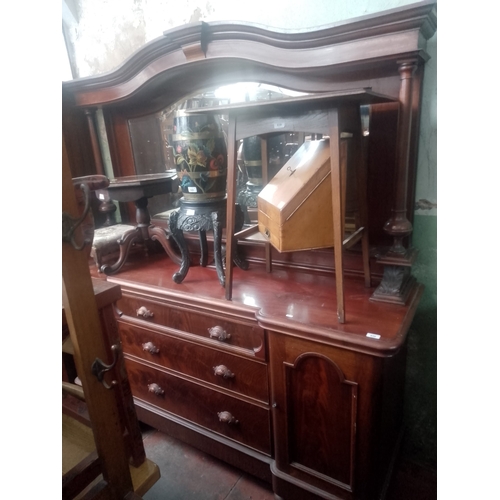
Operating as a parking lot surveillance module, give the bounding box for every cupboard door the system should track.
[285,353,357,489]
[270,333,361,499]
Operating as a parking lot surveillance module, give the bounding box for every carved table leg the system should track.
[232,243,249,270]
[212,211,225,287]
[101,227,141,275]
[169,210,190,284]
[148,225,182,266]
[199,230,208,267]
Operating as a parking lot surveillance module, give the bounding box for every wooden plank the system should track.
[225,115,238,300]
[328,109,345,324]
[62,135,134,498]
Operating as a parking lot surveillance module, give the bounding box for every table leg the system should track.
[199,230,208,267]
[169,210,190,284]
[328,108,346,324]
[232,204,249,271]
[212,211,225,287]
[148,225,182,266]
[100,227,142,275]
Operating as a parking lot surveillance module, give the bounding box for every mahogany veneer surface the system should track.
[118,320,269,402]
[94,252,421,356]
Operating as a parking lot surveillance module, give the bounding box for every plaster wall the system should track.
[62,0,437,467]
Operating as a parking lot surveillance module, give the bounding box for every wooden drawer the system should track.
[118,320,269,403]
[125,357,272,455]
[116,294,265,357]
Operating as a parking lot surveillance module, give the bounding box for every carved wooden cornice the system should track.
[62,1,436,109]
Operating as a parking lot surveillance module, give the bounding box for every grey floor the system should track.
[141,424,437,500]
[142,425,275,500]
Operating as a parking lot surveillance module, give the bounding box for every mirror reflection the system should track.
[128,82,317,221]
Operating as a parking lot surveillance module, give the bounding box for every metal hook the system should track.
[62,182,92,250]
[287,165,296,176]
[91,344,120,390]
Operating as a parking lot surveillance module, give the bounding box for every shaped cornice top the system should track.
[62,0,436,109]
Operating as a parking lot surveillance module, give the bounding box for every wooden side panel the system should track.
[285,354,357,490]
[62,103,96,179]
[365,102,399,247]
[104,110,137,223]
[128,114,165,175]
[62,136,134,498]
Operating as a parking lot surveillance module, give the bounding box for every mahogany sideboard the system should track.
[63,3,437,498]
[91,252,422,500]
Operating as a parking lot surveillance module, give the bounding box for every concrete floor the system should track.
[142,425,274,500]
[141,424,437,500]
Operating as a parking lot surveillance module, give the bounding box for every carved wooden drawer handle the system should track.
[142,342,160,354]
[213,365,235,379]
[217,411,238,425]
[137,306,154,318]
[208,325,231,342]
[147,383,164,396]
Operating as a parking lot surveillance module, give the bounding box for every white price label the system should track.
[188,187,197,193]
[186,209,195,215]
[274,122,285,129]
[366,333,381,340]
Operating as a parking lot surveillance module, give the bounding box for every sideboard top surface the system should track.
[96,253,422,357]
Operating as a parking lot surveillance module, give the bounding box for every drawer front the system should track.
[117,295,264,357]
[118,320,269,403]
[125,358,271,455]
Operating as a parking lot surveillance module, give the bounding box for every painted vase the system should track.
[171,111,227,202]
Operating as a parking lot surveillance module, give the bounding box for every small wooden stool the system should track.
[90,224,135,271]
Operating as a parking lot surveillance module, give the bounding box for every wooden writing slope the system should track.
[189,89,395,323]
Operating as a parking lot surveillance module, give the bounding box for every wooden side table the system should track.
[189,89,395,323]
[101,172,180,275]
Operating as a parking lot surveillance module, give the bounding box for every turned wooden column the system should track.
[371,59,419,305]
[383,60,418,254]
[85,107,117,226]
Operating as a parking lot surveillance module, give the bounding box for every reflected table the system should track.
[100,172,180,275]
